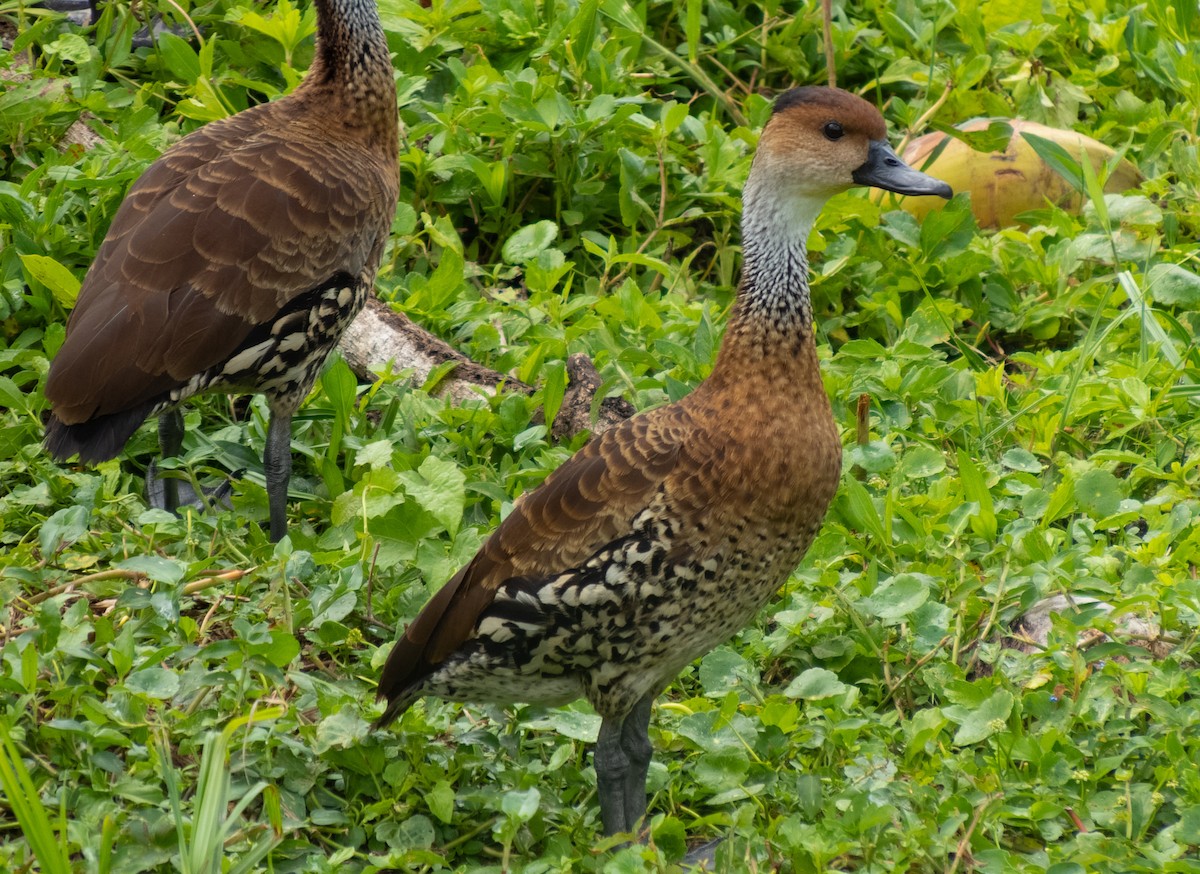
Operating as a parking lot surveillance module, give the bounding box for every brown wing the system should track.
[45,105,398,425]
[376,406,691,713]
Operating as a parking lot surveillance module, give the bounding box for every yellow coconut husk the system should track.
[883,118,1144,228]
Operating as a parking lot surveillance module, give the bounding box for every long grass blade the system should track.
[0,720,72,874]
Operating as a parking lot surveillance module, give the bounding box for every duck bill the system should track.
[853,139,953,198]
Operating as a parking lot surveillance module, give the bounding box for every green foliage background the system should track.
[3,0,1200,870]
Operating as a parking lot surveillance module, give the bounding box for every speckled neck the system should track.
[306,0,395,130]
[713,166,830,370]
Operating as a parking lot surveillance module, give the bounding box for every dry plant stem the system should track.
[946,794,1001,874]
[24,568,144,605]
[855,393,870,445]
[822,0,836,87]
[964,563,1008,677]
[361,544,394,632]
[199,595,226,637]
[882,635,953,706]
[160,0,203,42]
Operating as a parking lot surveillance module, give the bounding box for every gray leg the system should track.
[151,409,185,514]
[595,715,631,836]
[619,694,654,832]
[263,409,292,542]
[595,694,656,838]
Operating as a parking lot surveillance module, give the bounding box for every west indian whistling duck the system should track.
[43,0,400,542]
[376,86,951,851]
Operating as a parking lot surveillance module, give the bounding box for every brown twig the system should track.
[24,569,146,606]
[822,0,836,88]
[946,793,1001,874]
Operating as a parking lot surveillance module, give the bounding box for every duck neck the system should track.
[306,0,396,134]
[711,172,827,377]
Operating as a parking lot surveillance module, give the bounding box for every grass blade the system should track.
[0,720,72,874]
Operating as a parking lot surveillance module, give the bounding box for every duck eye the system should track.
[823,121,845,140]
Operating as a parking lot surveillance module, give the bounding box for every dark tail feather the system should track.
[44,404,155,463]
[373,690,418,731]
[374,639,422,730]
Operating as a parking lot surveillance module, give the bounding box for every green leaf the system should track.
[398,455,466,536]
[314,707,370,753]
[19,255,80,307]
[38,506,89,556]
[500,787,540,822]
[524,709,601,742]
[249,630,300,668]
[1146,263,1200,307]
[899,445,946,478]
[698,649,753,696]
[425,781,455,825]
[949,689,1014,745]
[502,220,559,264]
[0,720,72,874]
[541,362,567,432]
[116,556,187,585]
[783,668,848,700]
[125,667,180,700]
[1001,448,1043,473]
[859,573,932,622]
[569,0,599,68]
[957,449,996,539]
[156,31,201,83]
[1176,805,1200,844]
[684,0,701,63]
[1022,132,1086,194]
[839,477,887,542]
[1074,468,1121,518]
[44,33,91,65]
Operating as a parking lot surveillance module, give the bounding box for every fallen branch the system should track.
[339,297,633,438]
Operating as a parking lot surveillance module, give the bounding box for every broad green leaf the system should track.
[38,506,90,557]
[117,556,187,585]
[314,707,369,753]
[45,33,91,64]
[249,630,300,668]
[783,668,847,700]
[502,220,559,264]
[1177,805,1200,845]
[860,573,932,622]
[900,445,946,478]
[377,814,435,850]
[398,455,466,536]
[426,781,455,825]
[949,689,1014,746]
[19,255,80,307]
[156,31,201,83]
[125,667,180,700]
[500,787,540,822]
[1147,263,1200,307]
[1001,448,1043,473]
[523,709,600,742]
[698,648,753,696]
[1074,468,1121,518]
